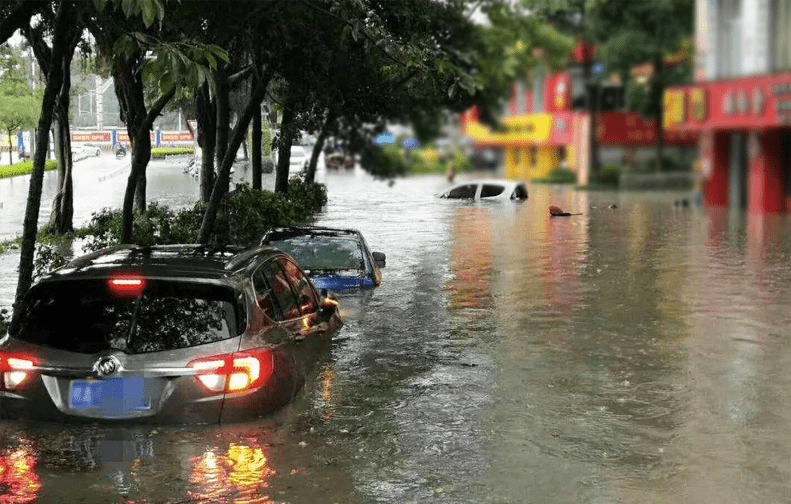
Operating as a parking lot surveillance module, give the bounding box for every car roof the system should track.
[446,179,524,189]
[37,244,284,284]
[263,226,363,241]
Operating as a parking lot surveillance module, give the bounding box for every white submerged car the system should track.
[436,179,529,201]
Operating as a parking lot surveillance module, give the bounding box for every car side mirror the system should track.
[372,251,386,268]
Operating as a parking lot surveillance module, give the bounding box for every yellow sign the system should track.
[691,89,707,122]
[663,90,686,129]
[501,114,553,144]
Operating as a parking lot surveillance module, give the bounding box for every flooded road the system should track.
[2,166,791,503]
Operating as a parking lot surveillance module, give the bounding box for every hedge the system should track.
[0,160,59,180]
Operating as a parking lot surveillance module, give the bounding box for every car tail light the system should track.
[188,348,274,395]
[0,353,37,391]
[108,275,146,297]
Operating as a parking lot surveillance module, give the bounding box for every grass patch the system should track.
[0,160,59,180]
[151,147,195,159]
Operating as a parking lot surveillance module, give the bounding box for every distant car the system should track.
[436,179,529,201]
[0,244,342,424]
[261,226,385,291]
[71,143,101,159]
[325,152,354,170]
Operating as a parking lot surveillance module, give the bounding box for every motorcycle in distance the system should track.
[115,143,127,158]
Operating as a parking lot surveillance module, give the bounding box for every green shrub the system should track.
[151,147,195,159]
[262,122,273,156]
[536,166,577,184]
[408,150,440,174]
[589,165,621,188]
[361,144,409,178]
[408,148,472,175]
[75,182,327,251]
[643,156,690,172]
[0,160,59,180]
[451,149,474,173]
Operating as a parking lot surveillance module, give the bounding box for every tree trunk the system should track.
[215,65,230,173]
[13,1,70,314]
[252,103,262,190]
[198,68,273,244]
[7,134,12,166]
[654,58,665,173]
[583,61,599,179]
[196,85,216,201]
[117,76,175,242]
[305,111,335,184]
[275,95,296,194]
[47,117,74,233]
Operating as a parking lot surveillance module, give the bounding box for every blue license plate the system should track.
[70,378,151,414]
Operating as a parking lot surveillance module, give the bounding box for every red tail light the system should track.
[188,348,274,394]
[108,275,146,297]
[0,353,37,391]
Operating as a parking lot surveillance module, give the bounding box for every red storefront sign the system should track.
[71,132,112,143]
[597,112,699,146]
[665,71,791,130]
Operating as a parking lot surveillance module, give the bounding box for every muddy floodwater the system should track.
[1,163,791,503]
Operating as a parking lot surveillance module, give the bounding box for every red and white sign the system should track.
[71,132,112,143]
[666,71,791,130]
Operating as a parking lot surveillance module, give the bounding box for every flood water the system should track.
[1,162,791,503]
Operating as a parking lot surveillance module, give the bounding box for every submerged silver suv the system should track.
[0,244,342,424]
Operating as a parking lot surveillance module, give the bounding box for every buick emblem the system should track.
[94,356,121,377]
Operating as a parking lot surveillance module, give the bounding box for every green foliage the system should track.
[360,144,409,179]
[535,166,577,184]
[643,156,690,173]
[407,148,473,175]
[408,150,442,174]
[75,182,327,250]
[33,243,69,280]
[150,147,195,158]
[0,160,59,180]
[588,165,621,188]
[0,237,22,255]
[262,122,273,157]
[76,202,202,251]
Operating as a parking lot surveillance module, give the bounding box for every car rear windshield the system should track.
[13,279,240,354]
[267,235,364,273]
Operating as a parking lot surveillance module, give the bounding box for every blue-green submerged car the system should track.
[261,227,385,291]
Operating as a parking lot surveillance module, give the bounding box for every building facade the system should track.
[462,44,698,183]
[665,0,791,213]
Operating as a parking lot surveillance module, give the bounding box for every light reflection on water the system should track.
[1,169,791,503]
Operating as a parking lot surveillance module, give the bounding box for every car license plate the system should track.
[70,378,151,413]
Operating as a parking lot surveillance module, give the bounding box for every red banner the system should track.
[665,71,791,130]
[597,112,698,146]
[71,132,112,143]
[161,132,193,142]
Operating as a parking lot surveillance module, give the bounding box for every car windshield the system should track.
[13,279,239,354]
[267,235,365,274]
